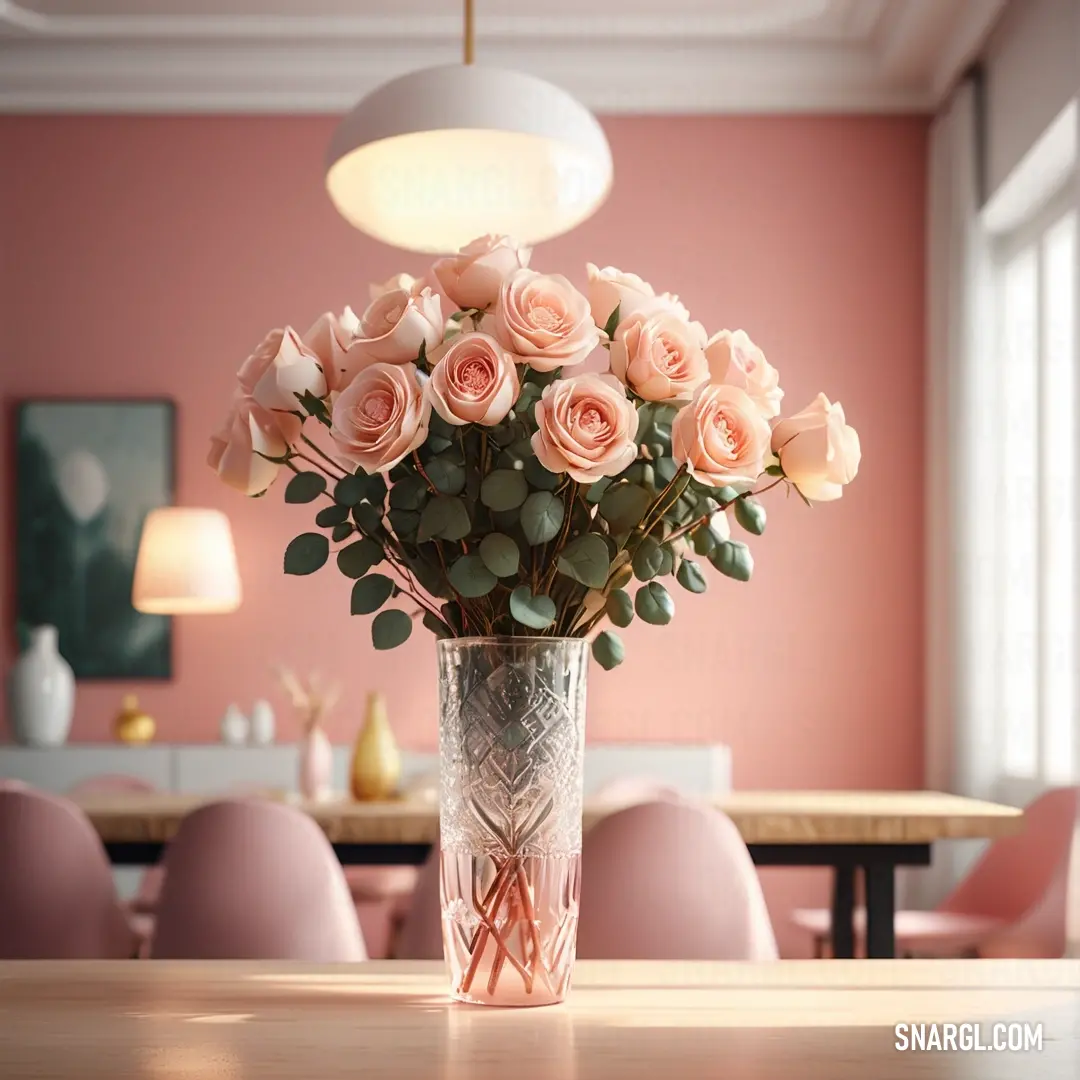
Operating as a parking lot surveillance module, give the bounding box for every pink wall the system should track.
[0,115,927,954]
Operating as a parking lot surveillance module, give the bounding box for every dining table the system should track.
[72,788,1023,960]
[0,959,1076,1079]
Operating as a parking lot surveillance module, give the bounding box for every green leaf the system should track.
[635,581,675,625]
[479,533,521,578]
[605,588,634,628]
[734,496,766,536]
[284,471,327,504]
[592,630,625,670]
[480,468,528,511]
[422,610,453,640]
[315,503,350,528]
[557,533,611,589]
[295,390,331,426]
[336,537,383,579]
[692,525,717,556]
[350,573,396,615]
[765,463,784,477]
[523,457,560,491]
[389,475,429,511]
[711,540,754,582]
[417,495,471,542]
[657,545,675,576]
[585,478,612,504]
[387,508,420,538]
[632,536,664,581]
[364,473,388,505]
[284,532,329,576]
[333,473,369,506]
[332,522,354,543]
[602,302,621,340]
[352,502,383,535]
[654,456,678,484]
[509,585,557,630]
[425,455,466,496]
[600,483,653,532]
[448,554,497,598]
[716,485,740,506]
[372,609,412,650]
[520,491,564,545]
[676,559,708,594]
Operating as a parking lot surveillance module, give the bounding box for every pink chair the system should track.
[344,867,421,959]
[577,799,779,960]
[393,842,443,960]
[150,798,366,961]
[0,786,138,959]
[792,787,1080,958]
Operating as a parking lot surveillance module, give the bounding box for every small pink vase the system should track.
[298,724,333,802]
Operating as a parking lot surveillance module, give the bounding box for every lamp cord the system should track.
[464,0,474,65]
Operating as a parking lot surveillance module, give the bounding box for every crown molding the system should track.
[0,0,1005,115]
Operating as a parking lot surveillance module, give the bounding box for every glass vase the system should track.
[437,636,587,1007]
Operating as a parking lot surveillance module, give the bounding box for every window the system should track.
[991,185,1077,795]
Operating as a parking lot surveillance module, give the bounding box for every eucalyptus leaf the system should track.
[632,536,664,581]
[711,540,754,582]
[315,503,350,528]
[557,533,610,589]
[336,537,383,579]
[480,468,528,511]
[716,485,740,506]
[600,483,652,532]
[427,436,453,454]
[654,456,679,484]
[388,508,420,538]
[371,609,412,650]
[585,478,612,504]
[520,491,564,545]
[657,545,675,576]
[352,502,383,535]
[422,610,453,640]
[479,533,521,578]
[635,580,675,625]
[284,471,326,504]
[605,588,634,628]
[425,455,466,496]
[283,532,329,576]
[332,523,354,543]
[692,525,717,556]
[509,585,557,630]
[333,473,368,507]
[418,495,471,542]
[389,475,429,511]
[592,630,625,671]
[734,496,767,536]
[606,562,634,594]
[448,554,497,598]
[523,457,560,491]
[350,573,396,615]
[676,559,708,594]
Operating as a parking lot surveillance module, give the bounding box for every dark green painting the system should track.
[15,400,175,680]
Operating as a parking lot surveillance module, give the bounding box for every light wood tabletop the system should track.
[71,789,1023,846]
[0,960,1076,1079]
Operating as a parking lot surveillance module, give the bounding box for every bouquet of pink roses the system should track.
[209,235,860,668]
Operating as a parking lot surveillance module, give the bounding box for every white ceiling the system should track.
[0,0,1008,113]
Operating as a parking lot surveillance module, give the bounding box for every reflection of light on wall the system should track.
[137,1044,242,1080]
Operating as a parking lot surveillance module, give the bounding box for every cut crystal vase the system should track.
[437,637,587,1007]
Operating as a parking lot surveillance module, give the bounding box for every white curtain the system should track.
[919,76,997,907]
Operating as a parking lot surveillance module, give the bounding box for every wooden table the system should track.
[73,789,1023,961]
[1,959,1077,1079]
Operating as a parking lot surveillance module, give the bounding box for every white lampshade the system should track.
[325,65,613,254]
[132,508,241,615]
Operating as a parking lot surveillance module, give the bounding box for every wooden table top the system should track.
[0,960,1076,1079]
[71,789,1023,846]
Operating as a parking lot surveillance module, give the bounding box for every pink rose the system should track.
[330,362,430,474]
[531,373,639,483]
[771,393,860,502]
[208,395,300,496]
[369,273,426,302]
[586,263,689,329]
[492,270,600,372]
[433,235,531,311]
[346,287,444,376]
[302,308,360,390]
[237,327,329,412]
[609,309,709,402]
[426,332,520,427]
[671,383,771,491]
[705,329,783,420]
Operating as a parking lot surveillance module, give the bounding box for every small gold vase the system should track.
[349,691,401,801]
[114,694,156,745]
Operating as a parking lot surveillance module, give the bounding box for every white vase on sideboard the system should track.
[7,625,75,747]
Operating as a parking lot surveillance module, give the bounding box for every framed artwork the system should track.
[13,399,176,680]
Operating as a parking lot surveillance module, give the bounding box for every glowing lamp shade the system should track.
[325,65,613,254]
[132,508,241,616]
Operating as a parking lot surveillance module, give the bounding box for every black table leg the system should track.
[864,863,897,958]
[830,865,856,959]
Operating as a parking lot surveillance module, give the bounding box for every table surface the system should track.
[72,789,1024,845]
[0,960,1076,1079]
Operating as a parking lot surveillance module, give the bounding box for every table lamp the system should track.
[132,507,241,615]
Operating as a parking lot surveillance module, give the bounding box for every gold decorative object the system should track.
[113,694,155,744]
[350,691,401,802]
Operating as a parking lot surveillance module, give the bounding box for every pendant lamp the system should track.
[325,0,613,254]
